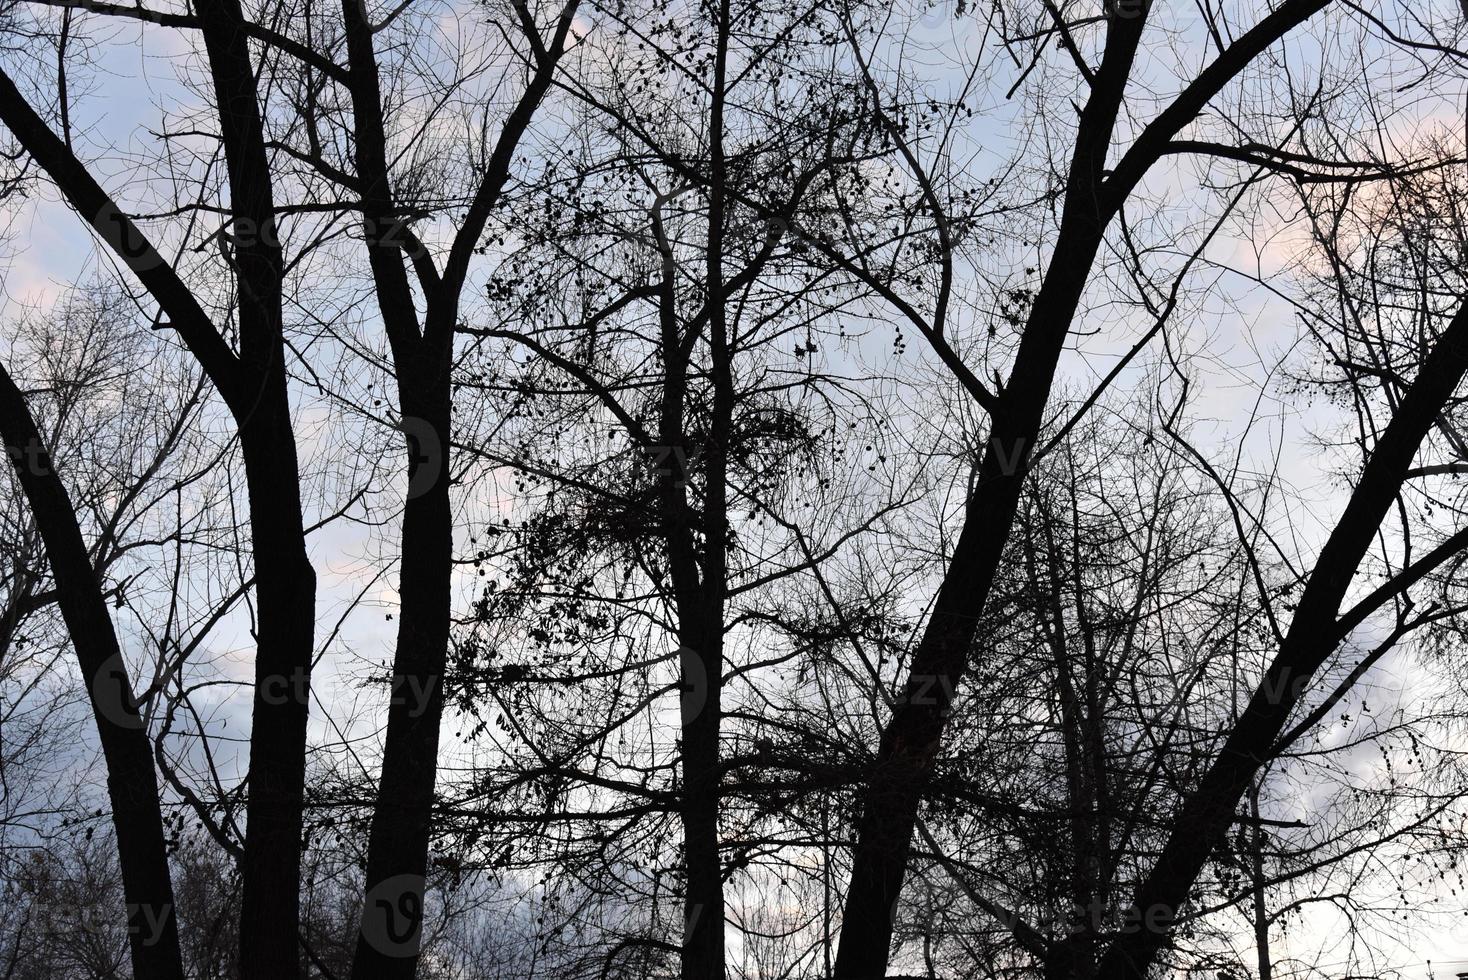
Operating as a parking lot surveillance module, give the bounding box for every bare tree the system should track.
[0,285,231,980]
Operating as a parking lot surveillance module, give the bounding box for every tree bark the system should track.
[349,364,452,979]
[337,0,576,972]
[830,8,1148,971]
[1248,784,1272,980]
[679,2,734,974]
[1095,295,1468,980]
[192,2,318,974]
[0,16,318,978]
[829,1,1334,972]
[0,362,185,980]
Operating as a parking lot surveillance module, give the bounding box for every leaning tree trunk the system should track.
[0,362,185,980]
[0,19,319,975]
[829,1,1335,972]
[1095,294,1468,980]
[830,12,1146,972]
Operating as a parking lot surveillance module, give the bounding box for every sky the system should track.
[5,0,1468,976]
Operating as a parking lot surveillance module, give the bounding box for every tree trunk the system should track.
[0,362,185,980]
[0,21,319,975]
[831,0,1336,969]
[351,370,452,980]
[677,3,732,971]
[1095,295,1468,980]
[234,403,317,980]
[1248,785,1272,980]
[831,204,1116,980]
[830,9,1154,971]
[679,611,726,980]
[192,0,317,973]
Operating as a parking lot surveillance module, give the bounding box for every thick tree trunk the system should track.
[351,373,452,980]
[191,0,317,973]
[235,405,316,980]
[338,2,452,974]
[831,0,1336,969]
[1095,296,1468,980]
[676,4,732,972]
[0,362,185,980]
[0,20,318,975]
[830,10,1152,973]
[679,613,725,980]
[831,196,1116,980]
